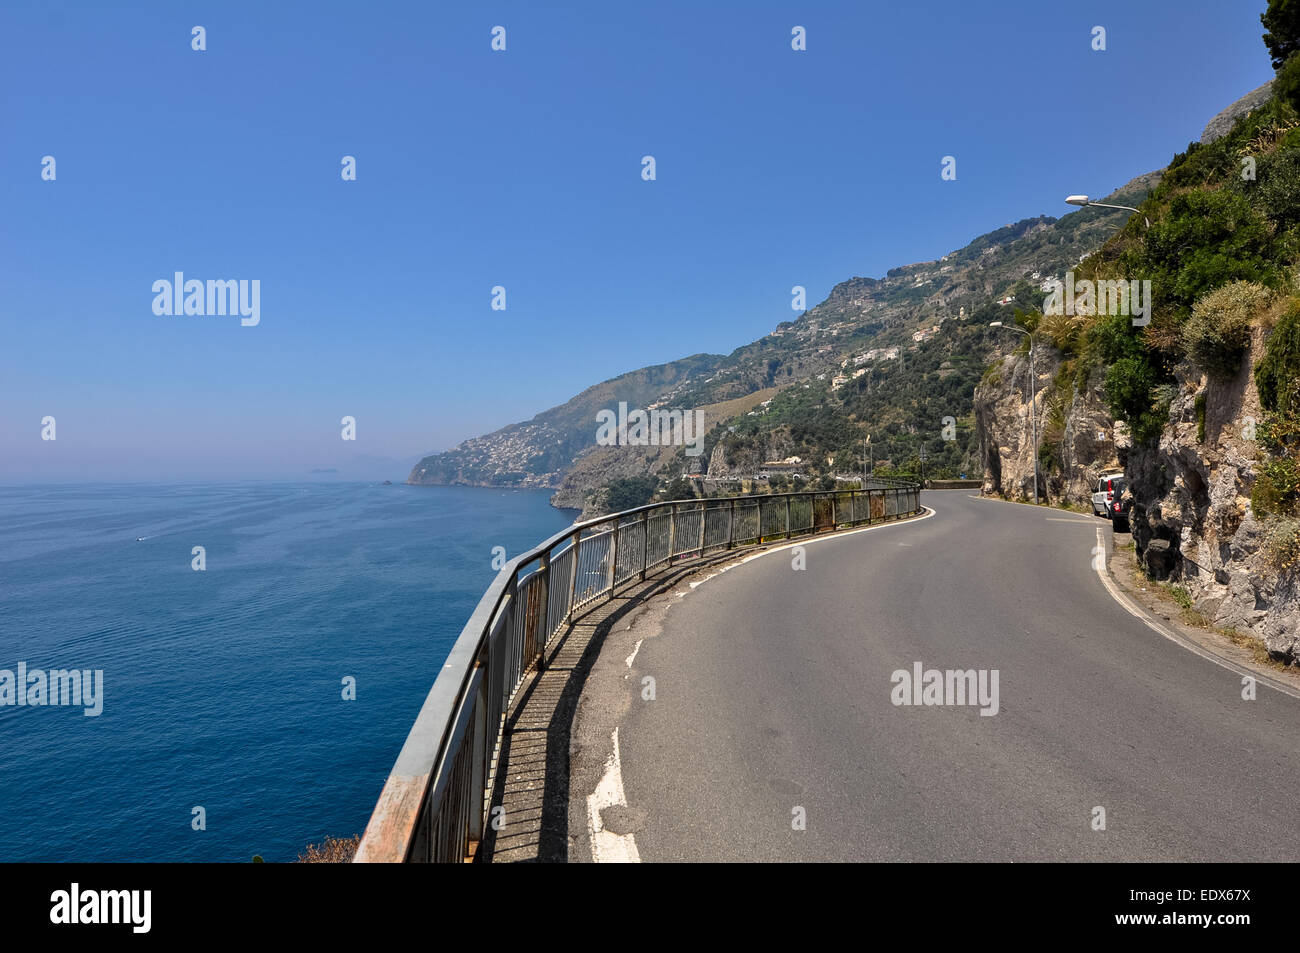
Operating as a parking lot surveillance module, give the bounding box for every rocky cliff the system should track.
[1126,329,1299,661]
[974,318,1299,663]
[975,344,1125,503]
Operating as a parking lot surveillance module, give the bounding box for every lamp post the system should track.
[1066,194,1149,228]
[990,321,1039,504]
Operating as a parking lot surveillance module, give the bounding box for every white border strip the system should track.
[1093,527,1300,701]
[587,728,641,863]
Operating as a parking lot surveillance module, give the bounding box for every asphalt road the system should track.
[574,491,1300,862]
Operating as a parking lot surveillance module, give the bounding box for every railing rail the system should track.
[354,480,922,862]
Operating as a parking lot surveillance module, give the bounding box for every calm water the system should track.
[0,483,573,862]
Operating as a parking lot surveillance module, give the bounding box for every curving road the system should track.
[570,490,1300,862]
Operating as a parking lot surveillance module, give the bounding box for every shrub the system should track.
[1183,281,1270,378]
[298,835,360,863]
[1104,356,1167,443]
[1274,51,1300,111]
[1143,190,1277,313]
[1253,455,1300,515]
[1242,143,1300,226]
[1256,298,1300,414]
[1262,518,1300,572]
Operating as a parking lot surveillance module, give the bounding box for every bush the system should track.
[1244,144,1300,227]
[1254,457,1300,515]
[1183,281,1270,378]
[298,835,360,863]
[1256,298,1300,414]
[1143,190,1277,313]
[1275,52,1300,112]
[1262,518,1300,572]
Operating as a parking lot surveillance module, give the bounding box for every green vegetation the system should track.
[603,476,659,511]
[1255,298,1300,414]
[1263,518,1300,570]
[1252,301,1300,519]
[1263,0,1300,70]
[1183,281,1270,378]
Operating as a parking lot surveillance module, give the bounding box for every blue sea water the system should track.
[0,483,574,862]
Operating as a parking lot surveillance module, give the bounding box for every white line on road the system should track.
[586,728,641,863]
[625,639,643,668]
[681,508,937,595]
[1093,527,1300,701]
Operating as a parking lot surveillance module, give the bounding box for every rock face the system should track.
[1124,330,1300,662]
[974,344,1123,503]
[1200,80,1274,145]
[975,346,1056,501]
[976,321,1299,662]
[1056,363,1130,502]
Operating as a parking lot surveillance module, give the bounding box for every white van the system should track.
[1091,472,1125,517]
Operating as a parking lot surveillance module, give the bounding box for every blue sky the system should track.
[0,0,1276,481]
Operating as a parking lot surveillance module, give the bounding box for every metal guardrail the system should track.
[354,480,922,863]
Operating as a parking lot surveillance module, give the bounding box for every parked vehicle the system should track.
[1108,478,1132,533]
[1091,472,1125,517]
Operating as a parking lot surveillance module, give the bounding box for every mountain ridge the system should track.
[408,172,1159,513]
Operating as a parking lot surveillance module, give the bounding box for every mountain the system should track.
[409,176,1153,514]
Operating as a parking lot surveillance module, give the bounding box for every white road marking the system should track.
[681,507,937,591]
[1092,527,1300,701]
[586,727,641,863]
[625,639,643,668]
[1046,517,1096,523]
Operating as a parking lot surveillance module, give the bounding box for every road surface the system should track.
[572,491,1300,862]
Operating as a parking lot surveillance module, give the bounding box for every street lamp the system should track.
[1066,194,1149,228]
[990,321,1039,504]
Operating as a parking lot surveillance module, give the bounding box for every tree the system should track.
[604,476,658,512]
[1262,0,1300,69]
[662,477,697,501]
[1274,49,1300,110]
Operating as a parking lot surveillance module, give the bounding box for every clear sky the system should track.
[0,0,1277,481]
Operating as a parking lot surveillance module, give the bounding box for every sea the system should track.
[0,482,574,862]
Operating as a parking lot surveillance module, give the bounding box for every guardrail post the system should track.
[567,529,581,622]
[467,648,489,856]
[639,511,649,581]
[727,499,735,549]
[608,521,620,600]
[697,502,706,553]
[668,503,677,566]
[785,496,791,538]
[536,551,550,671]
